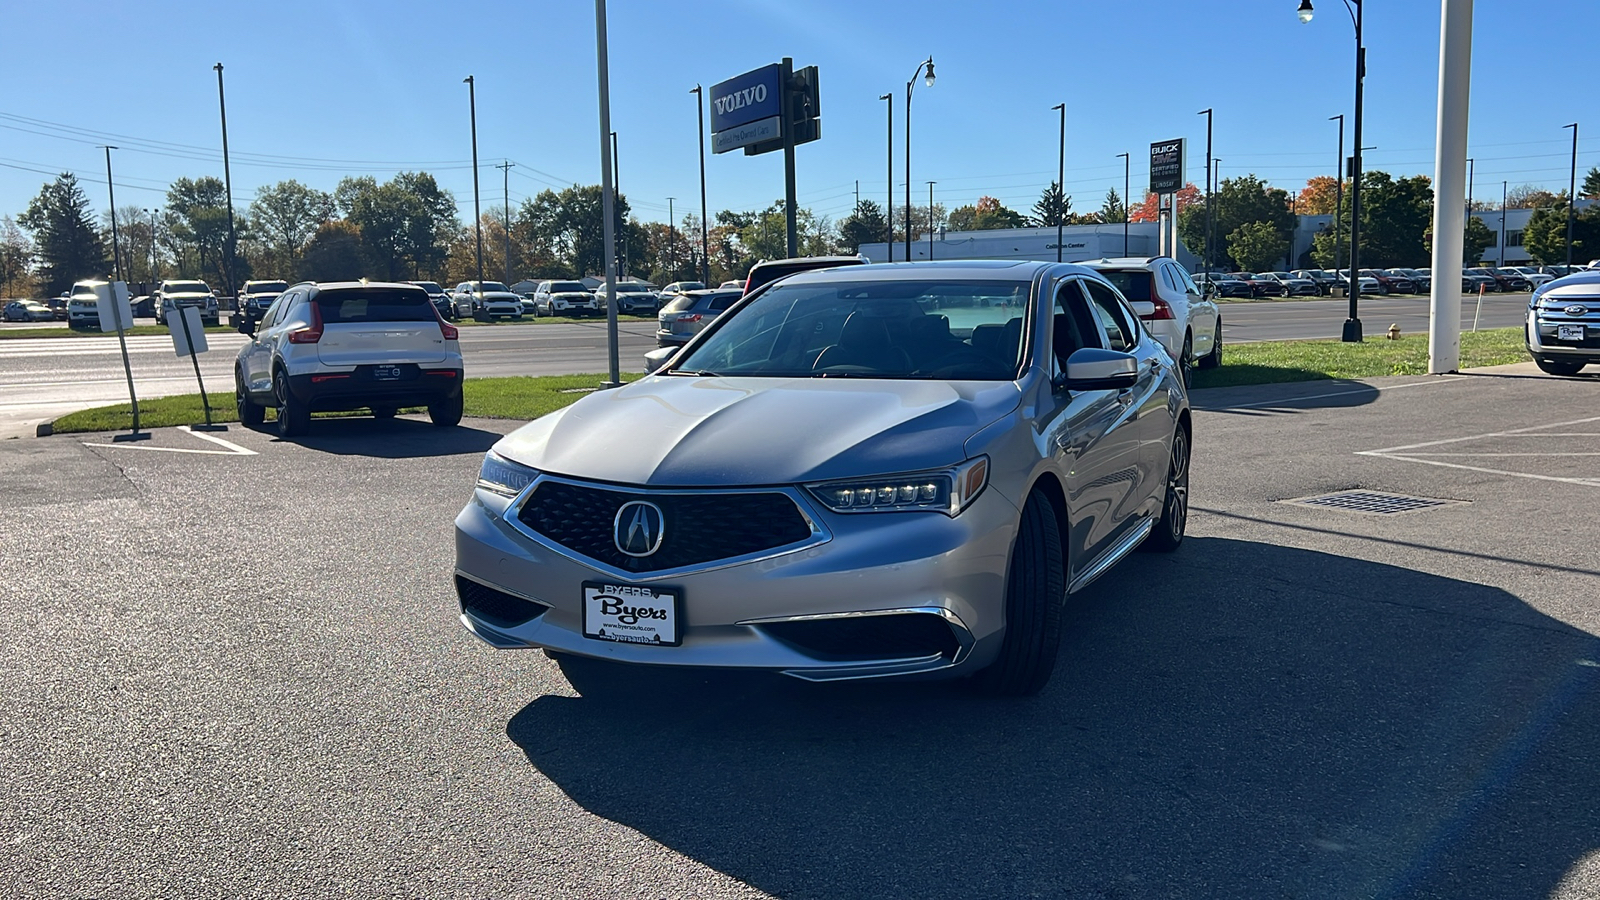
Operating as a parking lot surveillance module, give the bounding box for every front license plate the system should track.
[583,582,680,646]
[1558,324,1586,341]
[373,366,402,381]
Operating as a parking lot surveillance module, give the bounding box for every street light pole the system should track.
[1501,180,1508,267]
[1300,0,1364,341]
[1466,157,1474,214]
[213,63,237,304]
[905,56,935,265]
[690,85,709,285]
[1052,103,1065,262]
[1198,108,1212,274]
[1568,121,1580,265]
[146,208,158,285]
[927,181,936,260]
[464,76,484,294]
[1116,152,1130,256]
[1330,114,1344,274]
[594,0,620,388]
[880,93,893,255]
[102,147,122,281]
[667,196,676,277]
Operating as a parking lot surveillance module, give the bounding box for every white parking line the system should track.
[82,425,257,456]
[1357,414,1600,488]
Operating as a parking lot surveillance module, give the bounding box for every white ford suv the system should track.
[451,281,524,320]
[66,280,106,330]
[1083,257,1221,383]
[234,281,464,437]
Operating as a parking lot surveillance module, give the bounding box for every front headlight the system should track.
[477,451,539,497]
[805,456,989,517]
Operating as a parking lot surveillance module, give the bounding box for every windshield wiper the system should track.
[667,369,722,377]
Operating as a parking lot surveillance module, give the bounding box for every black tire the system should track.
[1179,331,1194,389]
[274,368,310,437]
[1280,286,1291,297]
[1198,320,1223,370]
[428,390,463,427]
[975,491,1066,697]
[1143,423,1190,553]
[1534,357,1587,376]
[235,367,265,428]
[371,405,398,419]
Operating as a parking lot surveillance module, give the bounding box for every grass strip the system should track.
[1191,327,1526,389]
[50,372,643,434]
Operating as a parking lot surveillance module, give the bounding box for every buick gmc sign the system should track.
[710,64,783,153]
[1148,139,1185,195]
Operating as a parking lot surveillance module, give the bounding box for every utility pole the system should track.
[1052,103,1065,262]
[1331,114,1344,274]
[1116,152,1130,256]
[1199,108,1213,274]
[214,63,237,303]
[780,57,798,258]
[927,181,936,260]
[691,85,709,285]
[667,197,676,277]
[594,0,620,388]
[881,93,893,256]
[1566,122,1579,267]
[1466,157,1475,214]
[464,76,484,294]
[1501,180,1508,267]
[496,161,514,285]
[102,147,122,281]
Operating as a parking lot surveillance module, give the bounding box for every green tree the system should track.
[1462,216,1495,264]
[299,220,369,281]
[166,176,246,288]
[1100,188,1127,224]
[336,173,458,281]
[1306,170,1434,268]
[1178,174,1294,269]
[249,180,335,276]
[1522,204,1600,265]
[1583,167,1600,200]
[838,199,890,252]
[514,185,631,278]
[1227,221,1289,272]
[0,215,34,296]
[1031,181,1072,227]
[1505,185,1566,209]
[18,173,108,295]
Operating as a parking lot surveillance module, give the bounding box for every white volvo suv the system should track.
[1084,257,1221,383]
[234,281,464,437]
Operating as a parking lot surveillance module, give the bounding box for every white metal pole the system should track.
[595,0,620,387]
[1427,0,1473,375]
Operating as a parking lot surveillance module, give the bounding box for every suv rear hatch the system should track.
[315,288,450,366]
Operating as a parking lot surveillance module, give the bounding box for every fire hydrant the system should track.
[1387,323,1401,340]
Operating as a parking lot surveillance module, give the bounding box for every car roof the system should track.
[306,281,426,292]
[776,260,1074,287]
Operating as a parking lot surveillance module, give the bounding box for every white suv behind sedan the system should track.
[451,281,525,320]
[234,281,464,437]
[1084,257,1221,381]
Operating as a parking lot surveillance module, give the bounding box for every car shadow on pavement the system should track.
[1192,376,1380,416]
[253,417,502,458]
[506,537,1600,899]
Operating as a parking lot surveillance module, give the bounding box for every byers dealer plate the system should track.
[582,582,681,646]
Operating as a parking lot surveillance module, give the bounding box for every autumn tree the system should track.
[1296,176,1346,215]
[1129,183,1201,223]
[1505,185,1566,209]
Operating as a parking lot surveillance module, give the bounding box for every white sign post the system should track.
[166,304,223,430]
[94,280,149,441]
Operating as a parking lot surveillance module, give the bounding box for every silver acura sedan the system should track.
[454,260,1191,695]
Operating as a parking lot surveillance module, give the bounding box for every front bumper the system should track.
[1527,308,1600,363]
[453,481,1021,681]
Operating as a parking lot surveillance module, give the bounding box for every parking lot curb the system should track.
[35,421,52,437]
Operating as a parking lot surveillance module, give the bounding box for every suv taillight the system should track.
[288,300,324,344]
[434,305,458,340]
[1143,297,1175,321]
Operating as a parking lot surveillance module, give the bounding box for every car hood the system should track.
[494,375,1023,487]
[164,292,213,300]
[550,291,594,299]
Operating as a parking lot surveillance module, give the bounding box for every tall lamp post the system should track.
[880,93,893,255]
[689,85,709,284]
[213,64,237,304]
[1052,103,1065,262]
[927,181,937,260]
[667,197,676,276]
[496,160,514,285]
[464,76,484,294]
[1330,114,1344,274]
[904,56,935,264]
[1116,152,1130,256]
[1198,108,1212,275]
[1466,157,1475,215]
[1500,180,1507,267]
[1565,122,1579,267]
[146,208,159,284]
[1299,0,1365,341]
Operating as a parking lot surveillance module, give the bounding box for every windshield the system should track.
[164,281,209,293]
[315,288,436,323]
[673,282,705,292]
[1214,274,1242,282]
[413,282,443,293]
[551,282,588,293]
[673,278,1032,381]
[1092,270,1154,301]
[249,281,288,293]
[613,284,650,293]
[474,282,510,293]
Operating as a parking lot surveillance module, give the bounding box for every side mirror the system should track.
[1202,281,1218,298]
[237,317,256,336]
[1055,347,1139,392]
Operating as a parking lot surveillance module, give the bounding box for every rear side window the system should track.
[1081,281,1136,352]
[707,292,741,312]
[315,288,435,323]
[663,296,696,313]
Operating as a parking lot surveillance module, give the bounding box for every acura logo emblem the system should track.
[1566,305,1589,316]
[614,500,665,557]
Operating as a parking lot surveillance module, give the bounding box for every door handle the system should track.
[1144,357,1161,370]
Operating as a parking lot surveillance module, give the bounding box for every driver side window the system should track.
[1082,281,1136,352]
[1052,280,1102,374]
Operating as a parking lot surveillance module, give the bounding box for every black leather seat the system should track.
[813,313,912,373]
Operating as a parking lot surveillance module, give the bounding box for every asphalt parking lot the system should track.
[3,367,1598,899]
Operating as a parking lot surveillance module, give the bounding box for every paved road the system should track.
[1221,291,1530,343]
[0,321,658,438]
[2,368,1597,898]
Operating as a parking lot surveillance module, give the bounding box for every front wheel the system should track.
[1280,286,1291,297]
[975,491,1066,697]
[1534,357,1587,376]
[428,390,463,427]
[1142,423,1190,553]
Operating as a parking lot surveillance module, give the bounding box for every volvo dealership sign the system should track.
[1149,138,1186,195]
[710,64,784,154]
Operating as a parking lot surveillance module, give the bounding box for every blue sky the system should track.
[4,0,1595,228]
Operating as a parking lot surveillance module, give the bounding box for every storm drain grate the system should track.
[1283,490,1467,516]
